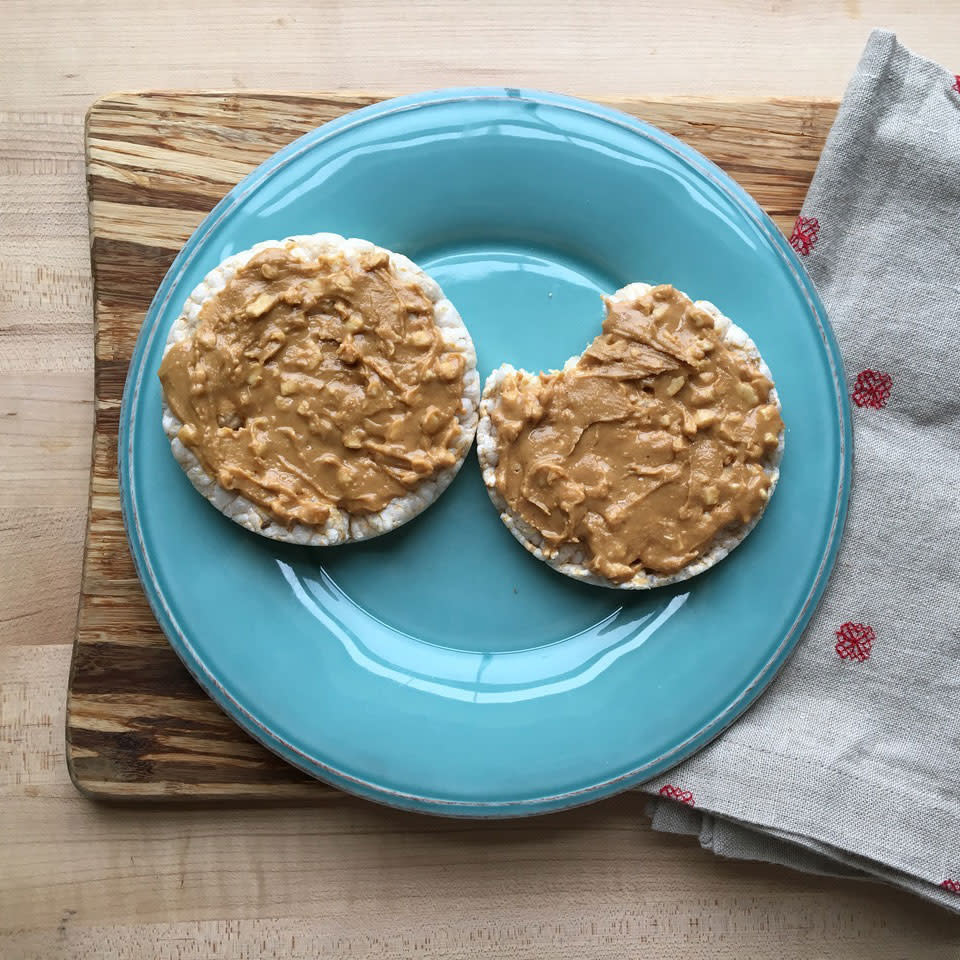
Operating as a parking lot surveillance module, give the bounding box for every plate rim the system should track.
[118,87,852,817]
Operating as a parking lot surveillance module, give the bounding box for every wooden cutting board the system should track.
[68,92,837,799]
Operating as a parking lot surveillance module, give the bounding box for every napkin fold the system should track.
[644,29,960,912]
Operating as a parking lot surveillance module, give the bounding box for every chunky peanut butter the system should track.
[159,248,467,527]
[490,285,783,583]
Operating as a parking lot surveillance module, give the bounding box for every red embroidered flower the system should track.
[851,370,892,409]
[835,622,875,662]
[941,879,960,893]
[789,215,820,256]
[659,784,695,806]
[953,76,960,95]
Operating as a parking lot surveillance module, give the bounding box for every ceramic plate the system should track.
[121,89,851,816]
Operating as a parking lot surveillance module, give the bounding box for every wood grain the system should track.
[7,1,960,112]
[68,92,838,800]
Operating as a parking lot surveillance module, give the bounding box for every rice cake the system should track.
[159,234,480,545]
[477,283,784,589]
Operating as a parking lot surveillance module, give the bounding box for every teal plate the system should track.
[121,89,851,816]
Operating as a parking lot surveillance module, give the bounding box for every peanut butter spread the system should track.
[489,285,783,583]
[158,248,468,527]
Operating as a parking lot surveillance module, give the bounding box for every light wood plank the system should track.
[5,1,960,111]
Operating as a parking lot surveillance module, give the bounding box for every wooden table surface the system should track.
[3,2,960,957]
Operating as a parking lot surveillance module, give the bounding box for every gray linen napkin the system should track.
[644,28,960,912]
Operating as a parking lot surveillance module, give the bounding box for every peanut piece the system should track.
[246,293,277,318]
